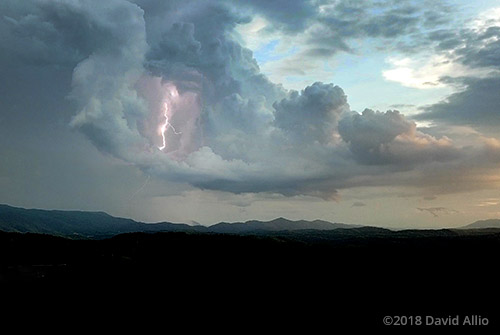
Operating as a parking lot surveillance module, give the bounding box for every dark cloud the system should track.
[338,109,458,165]
[273,82,348,145]
[377,4,499,57]
[409,15,500,130]
[431,26,500,70]
[318,1,421,37]
[145,1,256,103]
[227,0,318,33]
[302,0,452,57]
[416,76,500,127]
[460,26,500,69]
[0,0,142,67]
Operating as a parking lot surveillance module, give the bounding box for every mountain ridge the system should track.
[0,204,356,238]
[460,219,500,229]
[209,217,359,233]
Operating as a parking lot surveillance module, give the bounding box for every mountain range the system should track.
[1,204,499,238]
[0,204,357,238]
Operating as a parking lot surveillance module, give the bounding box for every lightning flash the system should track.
[158,102,181,151]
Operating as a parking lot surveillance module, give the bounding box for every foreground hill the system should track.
[1,228,500,330]
[0,204,355,237]
[2,227,500,283]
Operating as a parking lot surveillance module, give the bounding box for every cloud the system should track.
[2,0,500,202]
[475,198,500,207]
[273,82,349,145]
[431,7,500,71]
[417,207,458,217]
[65,2,149,162]
[227,0,318,33]
[408,7,500,131]
[303,0,452,56]
[381,55,490,89]
[338,109,457,165]
[390,104,415,109]
[0,2,87,66]
[0,0,151,159]
[415,76,500,128]
[233,0,454,85]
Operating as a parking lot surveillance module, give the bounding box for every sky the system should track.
[1,0,500,228]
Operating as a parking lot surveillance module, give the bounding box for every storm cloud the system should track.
[1,0,499,203]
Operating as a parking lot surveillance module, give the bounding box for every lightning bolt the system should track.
[129,174,150,202]
[158,102,181,151]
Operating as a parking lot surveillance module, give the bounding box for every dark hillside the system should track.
[1,228,499,331]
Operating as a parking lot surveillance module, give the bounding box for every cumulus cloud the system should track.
[273,82,349,145]
[338,109,457,165]
[0,1,92,66]
[2,0,500,202]
[1,0,151,160]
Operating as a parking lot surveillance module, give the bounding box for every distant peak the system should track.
[270,217,292,222]
[461,219,500,229]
